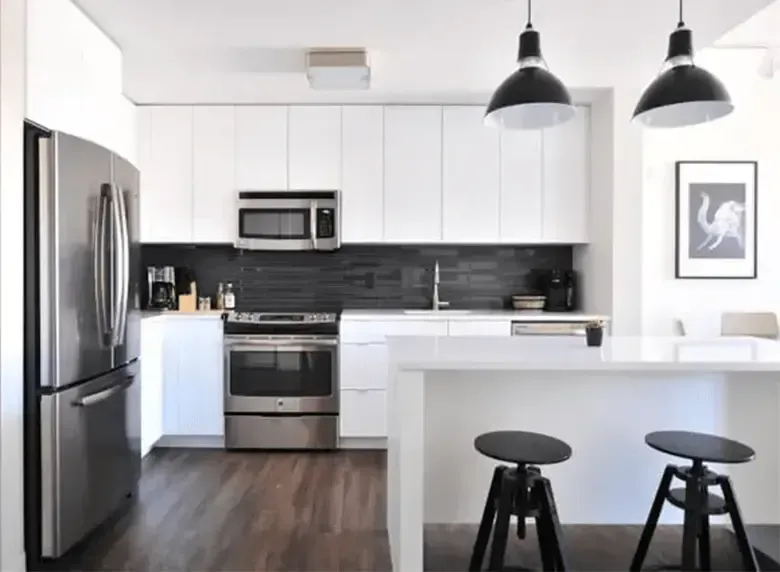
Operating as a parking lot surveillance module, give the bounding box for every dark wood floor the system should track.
[45,448,780,571]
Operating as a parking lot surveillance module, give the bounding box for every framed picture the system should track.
[675,161,758,279]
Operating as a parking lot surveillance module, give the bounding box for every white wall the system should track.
[26,0,137,163]
[0,0,27,568]
[641,49,780,335]
[574,86,644,334]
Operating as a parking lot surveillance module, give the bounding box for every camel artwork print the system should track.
[675,161,757,279]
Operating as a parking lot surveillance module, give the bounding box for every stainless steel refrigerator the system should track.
[23,122,142,563]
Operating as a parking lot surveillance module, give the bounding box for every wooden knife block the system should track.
[177,282,198,312]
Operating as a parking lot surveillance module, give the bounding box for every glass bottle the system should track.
[215,282,225,310]
[224,283,236,310]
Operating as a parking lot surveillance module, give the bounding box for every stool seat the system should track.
[475,430,572,466]
[645,430,755,464]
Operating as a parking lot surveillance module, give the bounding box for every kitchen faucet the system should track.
[432,260,450,311]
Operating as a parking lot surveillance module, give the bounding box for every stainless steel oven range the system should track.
[223,311,339,450]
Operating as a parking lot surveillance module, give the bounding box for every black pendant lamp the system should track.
[485,0,575,130]
[633,0,734,128]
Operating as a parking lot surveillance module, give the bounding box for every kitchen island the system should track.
[386,335,780,571]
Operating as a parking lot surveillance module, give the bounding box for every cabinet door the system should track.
[542,106,590,243]
[340,343,388,390]
[141,106,194,243]
[235,106,288,190]
[442,106,500,242]
[383,106,443,242]
[137,108,155,242]
[176,320,224,436]
[193,106,236,243]
[341,106,384,242]
[288,106,341,190]
[162,322,182,435]
[447,320,510,336]
[340,390,387,438]
[500,129,543,243]
[140,319,164,456]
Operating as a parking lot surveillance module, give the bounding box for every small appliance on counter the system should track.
[542,269,577,312]
[147,266,176,309]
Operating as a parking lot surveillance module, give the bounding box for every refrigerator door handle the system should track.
[111,184,130,347]
[71,376,134,407]
[94,185,111,346]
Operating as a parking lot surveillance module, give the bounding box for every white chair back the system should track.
[720,312,779,340]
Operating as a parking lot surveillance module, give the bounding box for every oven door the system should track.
[224,336,339,414]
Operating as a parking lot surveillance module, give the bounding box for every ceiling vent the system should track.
[306,49,370,90]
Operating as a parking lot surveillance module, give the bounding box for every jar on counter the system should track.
[224,283,235,310]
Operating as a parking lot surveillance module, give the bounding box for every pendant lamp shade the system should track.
[633,22,733,128]
[485,23,575,130]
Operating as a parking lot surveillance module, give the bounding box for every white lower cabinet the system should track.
[160,318,224,438]
[340,343,388,390]
[140,318,164,457]
[340,390,387,438]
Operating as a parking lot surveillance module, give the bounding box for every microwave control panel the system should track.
[316,208,336,238]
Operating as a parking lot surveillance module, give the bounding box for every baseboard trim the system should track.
[339,437,387,450]
[154,435,225,448]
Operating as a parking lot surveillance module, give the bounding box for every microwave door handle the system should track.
[310,201,318,250]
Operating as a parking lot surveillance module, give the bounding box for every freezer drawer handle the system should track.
[72,377,134,407]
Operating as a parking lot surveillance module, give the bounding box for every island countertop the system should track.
[386,335,780,372]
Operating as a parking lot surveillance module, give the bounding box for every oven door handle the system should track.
[226,342,338,353]
[224,337,337,347]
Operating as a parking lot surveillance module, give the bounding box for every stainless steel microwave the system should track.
[235,191,340,251]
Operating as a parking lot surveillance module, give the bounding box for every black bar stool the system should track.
[630,430,760,572]
[469,430,572,571]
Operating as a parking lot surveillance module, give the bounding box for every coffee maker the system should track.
[147,266,176,310]
[542,270,576,312]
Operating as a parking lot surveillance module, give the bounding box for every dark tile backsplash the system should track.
[141,244,572,311]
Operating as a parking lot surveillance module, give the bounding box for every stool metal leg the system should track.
[630,464,675,571]
[699,513,711,571]
[533,479,556,571]
[488,469,516,571]
[680,463,702,572]
[699,480,711,572]
[538,476,568,571]
[718,475,760,572]
[469,466,505,572]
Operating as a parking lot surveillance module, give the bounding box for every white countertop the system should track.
[387,335,780,372]
[141,310,225,320]
[341,309,608,322]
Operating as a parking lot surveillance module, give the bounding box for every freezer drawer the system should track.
[40,362,141,558]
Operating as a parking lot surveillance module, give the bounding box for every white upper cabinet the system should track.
[383,106,443,242]
[235,106,288,190]
[500,129,543,243]
[192,107,236,243]
[288,106,342,190]
[140,106,194,243]
[442,106,500,243]
[542,106,590,243]
[341,106,384,242]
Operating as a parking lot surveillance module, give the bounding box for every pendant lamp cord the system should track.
[526,0,533,29]
[678,0,685,27]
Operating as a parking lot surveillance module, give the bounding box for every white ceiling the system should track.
[72,0,777,104]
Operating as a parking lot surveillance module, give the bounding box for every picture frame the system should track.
[675,160,758,279]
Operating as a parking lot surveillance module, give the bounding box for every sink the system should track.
[403,309,474,315]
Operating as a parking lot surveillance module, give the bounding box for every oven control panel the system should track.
[226,312,338,325]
